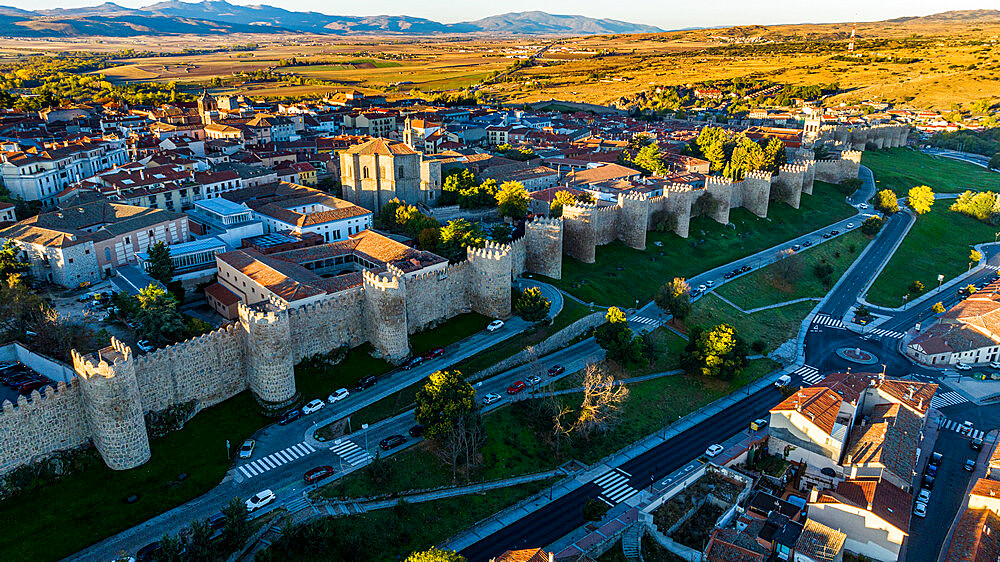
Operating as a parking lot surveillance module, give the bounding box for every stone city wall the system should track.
[0,380,89,476]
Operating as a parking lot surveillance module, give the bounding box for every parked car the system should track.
[697,284,707,292]
[328,388,350,403]
[802,240,813,247]
[724,271,734,280]
[705,444,724,457]
[548,365,565,376]
[846,223,855,229]
[408,424,425,437]
[402,356,423,370]
[972,437,984,451]
[989,361,1000,369]
[302,399,325,415]
[525,375,542,386]
[750,418,768,431]
[830,230,840,236]
[917,489,931,504]
[956,362,972,371]
[486,320,505,332]
[422,348,445,360]
[136,340,154,353]
[965,459,977,472]
[245,490,276,512]
[207,511,227,531]
[775,374,792,387]
[792,244,801,251]
[18,380,46,393]
[482,393,501,405]
[705,280,715,287]
[859,203,869,209]
[379,435,407,450]
[136,542,162,562]
[922,474,935,489]
[507,381,527,395]
[822,233,832,239]
[929,452,943,466]
[238,439,255,459]
[741,265,751,272]
[961,420,975,435]
[303,465,336,483]
[354,375,377,391]
[913,501,927,518]
[925,463,938,477]
[278,409,301,425]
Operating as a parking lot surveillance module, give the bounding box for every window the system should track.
[398,166,404,178]
[363,166,369,179]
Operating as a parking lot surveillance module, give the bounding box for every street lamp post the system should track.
[902,295,909,309]
[362,423,369,452]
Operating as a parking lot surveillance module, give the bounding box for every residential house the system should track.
[793,519,846,562]
[908,280,1000,366]
[807,479,912,561]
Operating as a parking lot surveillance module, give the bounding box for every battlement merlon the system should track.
[619,191,650,203]
[526,216,563,228]
[72,337,133,380]
[705,175,736,187]
[362,268,403,290]
[467,245,510,261]
[745,169,773,180]
[841,150,863,163]
[779,164,807,173]
[237,301,285,325]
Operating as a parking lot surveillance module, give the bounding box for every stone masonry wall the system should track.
[562,204,597,263]
[524,218,564,280]
[287,287,368,363]
[0,381,89,475]
[468,243,513,320]
[472,311,605,380]
[404,261,473,333]
[739,171,772,218]
[363,270,411,362]
[240,305,297,405]
[617,192,649,250]
[773,164,805,209]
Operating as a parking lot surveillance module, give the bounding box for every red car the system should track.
[304,465,336,483]
[547,365,565,376]
[18,380,46,393]
[422,348,445,360]
[507,381,527,395]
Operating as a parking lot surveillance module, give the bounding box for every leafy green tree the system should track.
[417,227,441,251]
[145,241,174,285]
[681,324,749,380]
[762,137,787,173]
[186,519,214,560]
[437,219,486,262]
[860,216,884,236]
[907,185,935,215]
[220,496,251,553]
[414,370,477,441]
[874,189,899,215]
[582,498,611,521]
[496,181,529,219]
[594,307,643,364]
[441,169,477,206]
[136,284,187,347]
[837,177,863,195]
[405,548,466,562]
[653,277,691,322]
[550,190,578,218]
[490,223,514,243]
[932,302,946,314]
[630,143,667,175]
[514,287,550,321]
[153,532,185,561]
[908,280,924,294]
[990,153,1000,171]
[457,179,498,208]
[378,199,403,229]
[0,240,29,281]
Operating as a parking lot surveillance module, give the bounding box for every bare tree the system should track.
[433,412,486,483]
[572,363,630,439]
[552,403,574,457]
[769,248,800,292]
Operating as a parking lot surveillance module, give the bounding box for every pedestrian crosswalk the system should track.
[813,314,846,330]
[939,417,985,440]
[629,315,659,327]
[593,468,641,506]
[792,365,824,385]
[866,328,905,339]
[330,439,372,466]
[238,441,316,479]
[931,391,970,410]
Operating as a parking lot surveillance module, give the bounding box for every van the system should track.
[775,374,792,387]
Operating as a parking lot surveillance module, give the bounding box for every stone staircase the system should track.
[621,522,644,561]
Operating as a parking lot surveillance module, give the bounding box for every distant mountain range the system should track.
[0,1,665,37]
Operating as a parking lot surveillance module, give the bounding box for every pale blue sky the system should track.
[16,0,998,29]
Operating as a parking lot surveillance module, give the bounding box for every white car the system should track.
[525,375,542,386]
[917,489,931,504]
[482,393,502,405]
[859,203,869,209]
[486,320,505,332]
[955,362,972,371]
[136,340,154,352]
[238,439,255,459]
[775,374,792,387]
[302,399,325,415]
[913,501,927,518]
[846,222,855,229]
[245,489,276,512]
[990,361,1000,370]
[705,444,724,457]
[327,388,350,403]
[697,284,707,292]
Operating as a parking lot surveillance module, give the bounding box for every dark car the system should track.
[965,459,977,472]
[929,451,943,466]
[354,375,377,391]
[741,265,751,272]
[136,542,162,562]
[402,357,423,370]
[18,380,47,393]
[972,437,984,451]
[304,465,336,483]
[822,233,832,239]
[207,512,227,530]
[408,424,425,437]
[802,240,813,247]
[422,348,445,360]
[830,230,840,236]
[724,272,734,279]
[547,365,566,376]
[278,408,302,425]
[922,474,935,489]
[925,463,938,477]
[379,434,407,450]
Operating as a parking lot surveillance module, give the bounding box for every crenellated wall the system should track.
[524,218,564,279]
[773,163,806,209]
[617,192,650,250]
[0,380,89,476]
[738,170,772,218]
[468,243,513,320]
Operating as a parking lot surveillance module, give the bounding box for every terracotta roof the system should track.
[814,371,871,404]
[794,519,846,562]
[204,282,240,306]
[770,387,842,436]
[971,478,1000,500]
[492,548,552,562]
[817,478,912,533]
[845,403,921,483]
[343,138,416,156]
[947,508,1000,562]
[704,528,768,562]
[876,379,937,416]
[566,163,641,186]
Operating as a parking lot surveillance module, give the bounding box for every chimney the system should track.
[809,486,819,503]
[549,554,554,562]
[850,465,857,479]
[919,397,924,410]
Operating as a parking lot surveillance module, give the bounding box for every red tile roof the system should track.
[817,478,912,533]
[770,387,842,436]
[947,508,1000,562]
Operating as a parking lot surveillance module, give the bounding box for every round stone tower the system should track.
[72,338,151,471]
[524,217,563,280]
[238,302,298,410]
[363,269,411,363]
[617,192,649,250]
[467,242,513,320]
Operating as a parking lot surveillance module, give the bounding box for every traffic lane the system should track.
[459,484,598,562]
[804,326,916,376]
[907,431,978,561]
[620,387,782,487]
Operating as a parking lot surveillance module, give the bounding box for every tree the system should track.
[417,227,440,251]
[932,302,946,314]
[770,248,801,291]
[490,223,514,243]
[908,185,935,215]
[415,370,477,442]
[513,287,550,321]
[145,241,175,285]
[630,143,667,176]
[971,249,983,264]
[572,363,629,439]
[135,283,187,346]
[681,324,749,380]
[837,177,863,195]
[378,199,403,229]
[990,152,1000,171]
[654,277,691,322]
[583,498,611,521]
[186,519,214,560]
[437,219,486,262]
[550,190,578,218]
[457,179,497,208]
[762,137,787,173]
[441,169,476,206]
[874,189,899,215]
[496,181,529,219]
[153,532,185,561]
[594,307,643,364]
[405,548,466,562]
[860,216,884,237]
[908,280,924,294]
[0,240,29,282]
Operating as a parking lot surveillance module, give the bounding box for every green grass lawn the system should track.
[713,230,870,310]
[862,148,1000,196]
[260,480,552,561]
[547,181,857,305]
[866,206,998,307]
[0,391,268,561]
[316,356,777,499]
[690,294,814,351]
